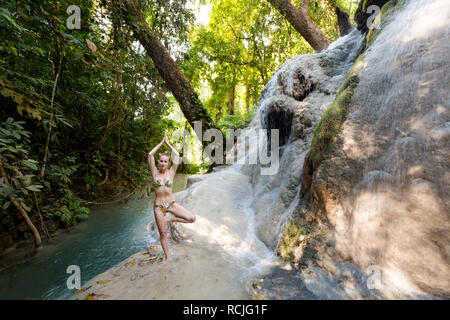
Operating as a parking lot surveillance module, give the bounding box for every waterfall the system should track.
[238,29,363,249]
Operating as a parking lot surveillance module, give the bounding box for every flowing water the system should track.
[0,198,153,299]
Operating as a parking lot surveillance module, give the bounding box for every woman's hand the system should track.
[163,132,168,144]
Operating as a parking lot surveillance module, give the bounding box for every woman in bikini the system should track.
[148,132,196,263]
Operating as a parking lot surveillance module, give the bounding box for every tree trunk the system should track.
[229,85,235,115]
[335,6,352,36]
[245,66,250,111]
[0,167,42,248]
[228,71,236,115]
[40,69,60,179]
[267,0,330,52]
[119,0,215,143]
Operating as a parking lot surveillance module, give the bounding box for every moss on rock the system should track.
[366,0,408,46]
[278,220,308,261]
[301,54,365,198]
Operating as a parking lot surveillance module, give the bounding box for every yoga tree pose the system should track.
[148,133,196,263]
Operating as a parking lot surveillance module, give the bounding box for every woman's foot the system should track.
[165,215,173,224]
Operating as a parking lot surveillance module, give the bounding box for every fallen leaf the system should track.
[84,293,98,300]
[96,279,111,285]
[76,285,92,295]
[139,256,157,263]
[84,293,110,300]
[85,39,97,53]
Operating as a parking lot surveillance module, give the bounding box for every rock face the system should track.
[249,29,364,250]
[295,0,450,299]
[335,6,353,36]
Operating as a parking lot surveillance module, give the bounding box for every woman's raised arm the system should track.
[148,138,164,179]
[164,134,180,175]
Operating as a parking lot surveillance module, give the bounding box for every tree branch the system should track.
[302,0,310,12]
[0,166,42,248]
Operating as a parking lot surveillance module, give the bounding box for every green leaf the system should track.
[2,201,11,210]
[55,114,73,127]
[26,185,42,192]
[0,9,26,33]
[23,159,38,170]
[13,95,23,104]
[78,207,90,214]
[0,185,15,197]
[75,213,89,221]
[0,88,13,98]
[20,201,31,212]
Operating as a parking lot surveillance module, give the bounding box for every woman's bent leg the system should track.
[168,203,196,224]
